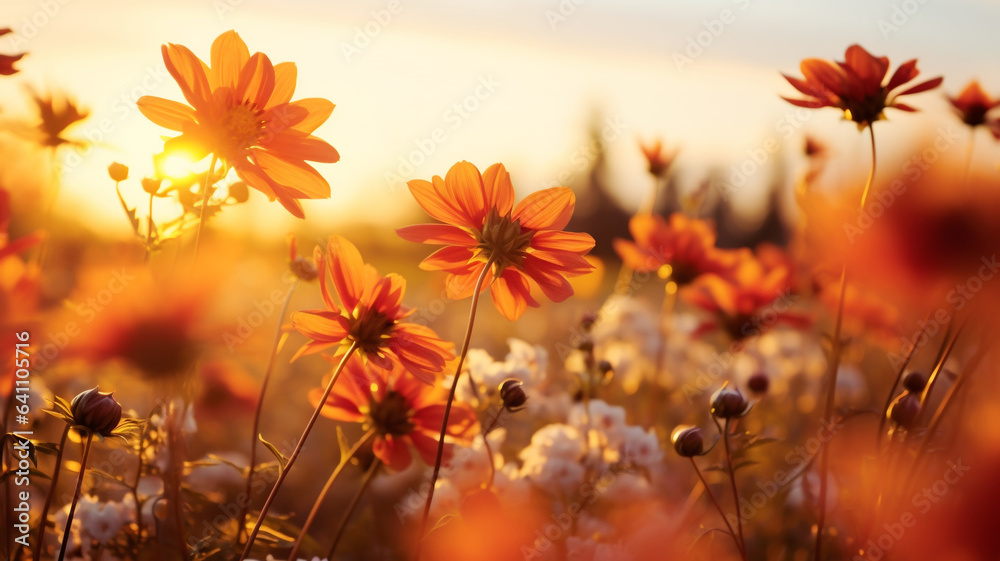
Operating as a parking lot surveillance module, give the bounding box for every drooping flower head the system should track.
[311,355,478,471]
[291,235,454,383]
[947,80,1000,127]
[397,161,595,321]
[0,29,25,76]
[137,31,339,218]
[613,212,737,286]
[782,44,942,128]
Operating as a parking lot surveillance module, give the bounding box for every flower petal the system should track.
[162,43,212,111]
[261,131,339,163]
[513,187,575,231]
[896,76,943,96]
[210,30,250,90]
[326,235,366,311]
[291,310,348,342]
[136,96,195,132]
[419,245,476,272]
[406,177,470,227]
[523,255,574,302]
[266,61,297,109]
[531,230,595,253]
[288,98,335,133]
[444,161,487,226]
[396,224,475,246]
[252,150,330,198]
[885,59,918,92]
[490,268,537,321]
[482,163,515,215]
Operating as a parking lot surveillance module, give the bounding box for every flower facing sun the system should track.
[613,213,736,286]
[782,44,942,128]
[947,80,1000,128]
[291,235,455,383]
[397,161,596,321]
[137,30,339,218]
[311,356,479,471]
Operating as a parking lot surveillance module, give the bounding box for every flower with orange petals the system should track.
[311,355,478,471]
[682,247,809,340]
[613,213,736,286]
[22,90,89,148]
[137,30,339,218]
[291,235,454,383]
[638,138,677,178]
[948,80,1000,127]
[782,44,942,127]
[397,161,595,321]
[0,29,24,76]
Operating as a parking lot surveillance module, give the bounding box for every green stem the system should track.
[875,313,932,454]
[482,408,504,489]
[57,432,94,561]
[414,258,495,561]
[34,427,70,561]
[719,418,747,558]
[239,342,359,560]
[690,458,746,561]
[238,280,299,543]
[327,460,381,559]
[287,429,375,561]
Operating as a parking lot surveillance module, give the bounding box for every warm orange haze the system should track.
[2,2,1000,561]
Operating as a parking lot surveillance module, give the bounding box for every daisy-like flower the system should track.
[682,247,809,340]
[397,161,595,321]
[613,213,736,286]
[638,137,677,178]
[948,80,1000,127]
[29,90,89,147]
[0,29,25,76]
[137,30,339,218]
[291,235,454,383]
[782,44,942,128]
[311,356,478,470]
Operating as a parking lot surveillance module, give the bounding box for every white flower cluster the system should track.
[54,494,136,559]
[456,338,548,408]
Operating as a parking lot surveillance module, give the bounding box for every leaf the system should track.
[426,513,456,536]
[206,454,247,476]
[336,425,351,461]
[258,434,288,474]
[116,184,142,236]
[703,464,727,473]
[733,460,759,471]
[745,436,781,450]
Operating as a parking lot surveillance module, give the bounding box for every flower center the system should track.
[223,104,263,153]
[349,308,395,354]
[368,391,415,437]
[474,208,534,272]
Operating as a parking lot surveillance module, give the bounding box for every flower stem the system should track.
[193,155,218,258]
[57,432,94,561]
[815,124,876,561]
[287,429,375,561]
[689,457,746,561]
[720,418,747,557]
[483,407,504,488]
[327,459,381,559]
[238,279,299,543]
[414,258,495,561]
[34,427,70,561]
[875,313,932,454]
[239,342,359,560]
[963,127,975,187]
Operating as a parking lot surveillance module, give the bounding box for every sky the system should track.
[1,0,999,238]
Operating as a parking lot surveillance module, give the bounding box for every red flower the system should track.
[0,29,25,76]
[782,44,942,127]
[291,235,454,383]
[613,213,737,285]
[311,356,478,471]
[397,161,595,321]
[948,80,1000,127]
[638,138,677,178]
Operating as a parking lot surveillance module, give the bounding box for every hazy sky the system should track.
[2,0,998,236]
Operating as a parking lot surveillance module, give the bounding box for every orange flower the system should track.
[137,31,339,218]
[0,29,24,76]
[310,355,478,471]
[782,44,942,127]
[613,212,736,285]
[291,235,454,383]
[397,161,595,321]
[638,137,677,178]
[27,90,89,147]
[948,80,1000,127]
[682,247,809,340]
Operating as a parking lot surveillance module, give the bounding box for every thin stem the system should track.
[414,258,495,561]
[859,125,877,208]
[916,320,965,425]
[482,408,504,488]
[327,460,381,559]
[238,279,299,543]
[689,458,746,561]
[875,313,932,454]
[166,403,189,561]
[57,432,94,561]
[193,155,218,257]
[144,189,156,264]
[287,429,375,561]
[963,127,975,187]
[720,418,747,557]
[34,427,70,561]
[239,342,359,560]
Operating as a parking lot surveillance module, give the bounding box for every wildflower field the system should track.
[2,2,1000,560]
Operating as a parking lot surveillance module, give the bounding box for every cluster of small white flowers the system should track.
[456,338,548,408]
[54,494,136,556]
[519,424,587,495]
[567,399,663,471]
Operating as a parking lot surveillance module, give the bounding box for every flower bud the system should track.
[290,257,318,281]
[747,372,769,394]
[498,379,527,412]
[888,392,921,430]
[596,360,614,381]
[140,177,162,195]
[902,371,927,393]
[228,181,249,203]
[70,387,123,436]
[671,425,704,457]
[107,162,129,182]
[710,386,749,419]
